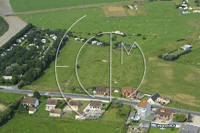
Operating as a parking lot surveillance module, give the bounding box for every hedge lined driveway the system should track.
[0,16,27,47]
[0,0,13,15]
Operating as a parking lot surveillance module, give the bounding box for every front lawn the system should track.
[100,104,130,123]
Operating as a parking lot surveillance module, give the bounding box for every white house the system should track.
[22,97,39,107]
[33,38,37,41]
[80,39,85,42]
[45,99,60,111]
[42,46,45,49]
[1,54,4,57]
[49,109,63,117]
[181,45,192,50]
[92,41,98,45]
[114,89,120,93]
[75,38,80,41]
[41,39,46,44]
[29,108,36,114]
[136,101,151,117]
[89,101,102,110]
[75,111,86,119]
[29,44,35,46]
[13,44,17,46]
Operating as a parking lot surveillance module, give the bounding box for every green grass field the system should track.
[18,1,200,108]
[0,93,26,102]
[0,114,126,133]
[101,104,130,122]
[10,0,130,12]
[0,17,8,37]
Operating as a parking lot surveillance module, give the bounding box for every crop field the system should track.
[0,17,8,37]
[10,0,130,12]
[18,1,200,108]
[0,114,126,133]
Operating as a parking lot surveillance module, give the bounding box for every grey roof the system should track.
[95,86,106,93]
[178,124,200,133]
[149,92,160,101]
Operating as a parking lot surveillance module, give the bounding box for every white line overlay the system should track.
[55,15,86,117]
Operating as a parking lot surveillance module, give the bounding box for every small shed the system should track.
[181,45,192,50]
[29,108,36,114]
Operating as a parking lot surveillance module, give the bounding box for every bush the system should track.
[33,91,41,99]
[173,113,186,122]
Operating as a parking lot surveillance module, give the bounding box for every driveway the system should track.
[0,0,13,15]
[0,16,27,47]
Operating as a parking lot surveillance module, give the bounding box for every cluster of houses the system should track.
[21,96,105,119]
[130,99,193,132]
[93,86,170,105]
[22,97,63,117]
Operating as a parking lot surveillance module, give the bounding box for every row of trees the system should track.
[158,48,192,61]
[0,96,23,126]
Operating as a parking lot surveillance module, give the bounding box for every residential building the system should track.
[75,111,86,119]
[178,124,200,133]
[29,108,36,114]
[122,87,137,97]
[49,109,63,117]
[69,100,81,111]
[22,97,39,107]
[154,107,175,121]
[94,86,110,95]
[2,76,12,80]
[89,101,102,110]
[45,99,60,111]
[136,101,151,116]
[147,92,170,105]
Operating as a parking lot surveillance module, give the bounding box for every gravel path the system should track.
[0,0,13,15]
[0,16,27,47]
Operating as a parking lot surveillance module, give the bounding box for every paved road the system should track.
[0,0,13,15]
[0,16,27,47]
[1,89,200,116]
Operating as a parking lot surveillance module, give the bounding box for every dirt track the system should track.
[0,0,13,15]
[0,16,27,47]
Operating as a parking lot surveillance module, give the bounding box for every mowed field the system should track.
[10,0,129,12]
[0,115,125,133]
[18,1,200,107]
